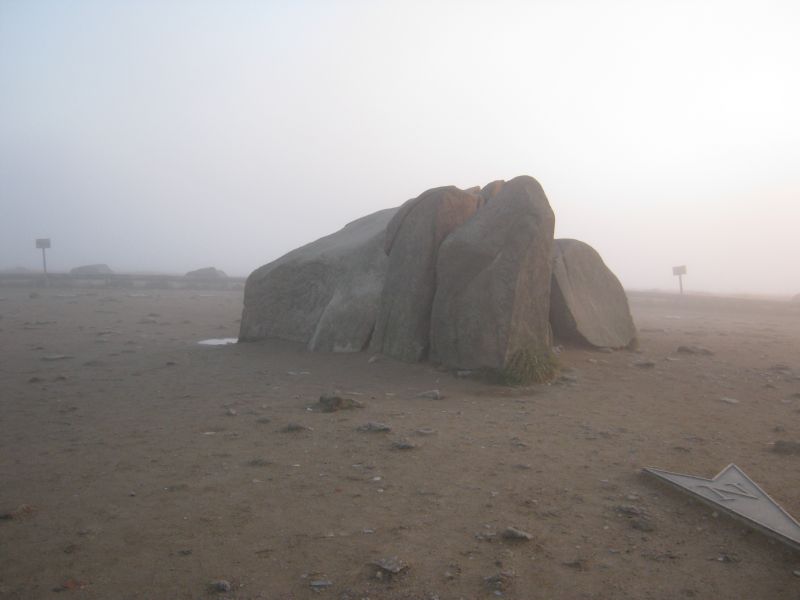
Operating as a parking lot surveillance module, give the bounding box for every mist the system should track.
[2,0,798,295]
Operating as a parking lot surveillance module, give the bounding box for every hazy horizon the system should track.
[2,1,799,295]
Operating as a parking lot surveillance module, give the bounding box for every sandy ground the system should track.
[1,286,799,599]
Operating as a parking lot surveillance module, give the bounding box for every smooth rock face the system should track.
[186,267,227,279]
[239,208,397,352]
[549,238,636,348]
[372,186,483,362]
[430,176,555,370]
[70,264,114,275]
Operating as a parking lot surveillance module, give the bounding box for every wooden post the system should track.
[36,238,51,287]
[672,265,687,295]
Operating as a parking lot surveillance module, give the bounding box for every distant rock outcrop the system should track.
[186,267,227,279]
[549,239,636,348]
[239,208,397,352]
[429,176,556,372]
[70,264,113,275]
[240,175,636,382]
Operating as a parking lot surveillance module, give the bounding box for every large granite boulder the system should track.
[429,176,556,375]
[186,267,227,279]
[239,208,397,352]
[549,239,636,348]
[371,186,483,362]
[70,264,113,275]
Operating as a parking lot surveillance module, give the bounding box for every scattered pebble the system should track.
[41,354,74,361]
[772,440,800,455]
[225,408,238,416]
[56,579,89,591]
[501,526,533,541]
[484,570,515,591]
[563,558,588,571]
[414,427,436,436]
[0,504,36,520]
[720,397,739,405]
[631,518,655,532]
[317,395,363,412]
[391,439,416,450]
[417,389,442,400]
[615,504,647,517]
[283,423,311,433]
[633,360,655,369]
[370,556,409,579]
[714,553,740,563]
[677,345,714,355]
[309,579,333,589]
[357,422,391,433]
[210,579,232,592]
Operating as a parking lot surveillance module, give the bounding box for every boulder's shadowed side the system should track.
[429,176,556,372]
[239,208,398,352]
[550,238,636,348]
[371,186,483,362]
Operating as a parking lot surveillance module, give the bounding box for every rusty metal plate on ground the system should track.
[643,464,800,551]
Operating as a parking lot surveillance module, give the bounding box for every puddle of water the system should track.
[197,338,238,346]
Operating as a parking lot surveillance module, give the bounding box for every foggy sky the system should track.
[1,0,799,295]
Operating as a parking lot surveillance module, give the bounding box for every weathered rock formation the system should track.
[239,208,397,352]
[371,186,484,362]
[239,175,637,380]
[186,267,227,279]
[549,239,636,348]
[429,176,555,371]
[70,264,113,275]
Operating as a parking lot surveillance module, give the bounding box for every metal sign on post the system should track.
[35,238,51,285]
[672,265,686,294]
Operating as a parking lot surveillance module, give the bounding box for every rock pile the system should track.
[240,176,636,381]
[185,267,227,279]
[70,264,114,275]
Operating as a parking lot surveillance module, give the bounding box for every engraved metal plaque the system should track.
[643,464,800,551]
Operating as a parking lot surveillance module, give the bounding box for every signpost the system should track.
[672,265,686,294]
[36,238,51,286]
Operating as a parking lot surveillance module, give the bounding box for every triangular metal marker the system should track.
[643,464,800,551]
